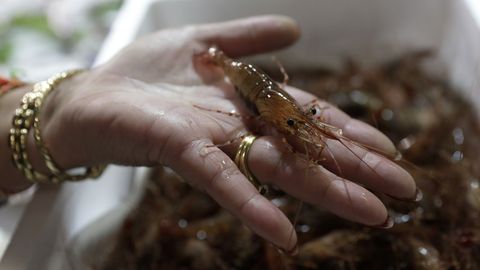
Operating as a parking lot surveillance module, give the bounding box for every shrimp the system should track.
[206,46,343,153]
[204,46,390,178]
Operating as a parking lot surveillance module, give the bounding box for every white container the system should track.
[2,0,479,269]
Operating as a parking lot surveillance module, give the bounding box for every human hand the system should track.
[40,15,416,252]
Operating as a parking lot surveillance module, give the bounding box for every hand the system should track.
[40,15,416,252]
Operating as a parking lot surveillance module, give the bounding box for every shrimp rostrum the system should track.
[199,46,419,246]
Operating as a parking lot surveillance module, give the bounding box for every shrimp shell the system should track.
[207,46,342,153]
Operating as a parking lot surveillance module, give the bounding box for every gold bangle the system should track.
[8,70,106,183]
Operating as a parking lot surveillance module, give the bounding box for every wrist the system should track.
[12,69,106,183]
[40,70,91,170]
[1,69,101,192]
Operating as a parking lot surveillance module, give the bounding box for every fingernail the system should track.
[372,215,394,229]
[389,187,423,202]
[274,243,299,257]
[278,17,300,33]
[394,150,403,161]
[286,244,299,256]
[413,188,423,202]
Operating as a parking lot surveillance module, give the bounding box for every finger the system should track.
[284,86,416,200]
[247,136,390,227]
[285,86,397,155]
[320,138,417,201]
[164,138,297,251]
[195,15,300,57]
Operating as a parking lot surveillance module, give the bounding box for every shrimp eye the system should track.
[310,108,317,115]
[286,119,295,126]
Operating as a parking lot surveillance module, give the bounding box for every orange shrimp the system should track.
[206,46,343,154]
[205,46,393,183]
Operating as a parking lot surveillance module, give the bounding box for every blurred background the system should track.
[0,0,123,81]
[0,0,123,258]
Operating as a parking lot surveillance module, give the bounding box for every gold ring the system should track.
[234,134,268,194]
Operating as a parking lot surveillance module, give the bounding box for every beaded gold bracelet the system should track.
[1,76,26,198]
[8,70,106,183]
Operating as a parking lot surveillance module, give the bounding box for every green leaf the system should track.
[90,0,124,20]
[10,14,56,38]
[9,68,26,80]
[0,42,13,64]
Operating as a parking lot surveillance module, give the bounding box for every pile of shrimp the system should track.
[97,51,480,270]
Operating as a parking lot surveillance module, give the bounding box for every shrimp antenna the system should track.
[337,134,438,184]
[323,141,354,206]
[285,141,310,258]
[336,137,387,184]
[272,56,289,88]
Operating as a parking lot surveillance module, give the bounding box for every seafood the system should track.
[203,46,400,187]
[206,46,343,155]
[96,52,480,270]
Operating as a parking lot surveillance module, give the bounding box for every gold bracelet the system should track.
[8,70,106,183]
